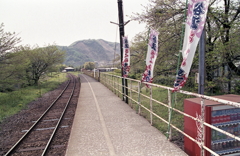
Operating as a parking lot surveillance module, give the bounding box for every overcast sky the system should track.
[0,0,149,47]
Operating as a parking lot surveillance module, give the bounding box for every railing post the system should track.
[115,76,116,94]
[106,73,108,85]
[125,78,129,104]
[113,76,115,94]
[150,86,153,125]
[201,98,205,156]
[109,74,110,88]
[130,80,132,108]
[123,77,126,101]
[98,71,100,82]
[112,75,114,92]
[118,76,120,97]
[107,74,110,88]
[167,89,172,140]
[103,74,106,85]
[137,81,141,114]
[101,73,104,84]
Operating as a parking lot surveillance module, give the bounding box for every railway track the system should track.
[4,73,79,156]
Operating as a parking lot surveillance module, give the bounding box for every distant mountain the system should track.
[58,39,120,67]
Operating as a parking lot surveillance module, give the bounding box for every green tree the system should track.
[205,0,240,93]
[25,45,65,85]
[0,23,23,91]
[132,0,187,79]
[132,0,240,93]
[0,50,29,91]
[0,23,21,60]
[84,62,95,70]
[129,33,148,79]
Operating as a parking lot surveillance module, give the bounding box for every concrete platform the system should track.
[65,74,187,156]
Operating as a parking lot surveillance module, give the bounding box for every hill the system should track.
[58,39,120,67]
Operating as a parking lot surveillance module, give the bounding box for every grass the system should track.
[135,86,195,138]
[0,72,68,123]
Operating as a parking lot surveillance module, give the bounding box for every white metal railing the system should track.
[83,71,240,156]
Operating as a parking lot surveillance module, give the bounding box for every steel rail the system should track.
[41,74,76,155]
[4,74,73,156]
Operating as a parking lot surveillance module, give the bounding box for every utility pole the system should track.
[117,0,128,103]
[198,28,205,95]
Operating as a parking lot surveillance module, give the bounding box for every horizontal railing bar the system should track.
[103,73,240,108]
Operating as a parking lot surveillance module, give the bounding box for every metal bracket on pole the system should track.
[110,21,119,25]
[124,20,130,26]
[110,20,131,26]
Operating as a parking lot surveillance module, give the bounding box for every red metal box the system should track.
[184,94,240,156]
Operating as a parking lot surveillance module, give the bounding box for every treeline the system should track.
[129,0,240,94]
[0,24,65,92]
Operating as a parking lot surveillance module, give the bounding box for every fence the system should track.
[83,71,240,156]
[82,70,100,81]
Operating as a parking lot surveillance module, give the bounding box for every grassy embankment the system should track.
[0,72,79,123]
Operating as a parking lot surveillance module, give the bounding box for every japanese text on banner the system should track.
[141,29,159,87]
[173,0,209,92]
[122,36,130,77]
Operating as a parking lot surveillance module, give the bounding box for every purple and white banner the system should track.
[141,29,159,87]
[173,0,209,92]
[122,36,130,77]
